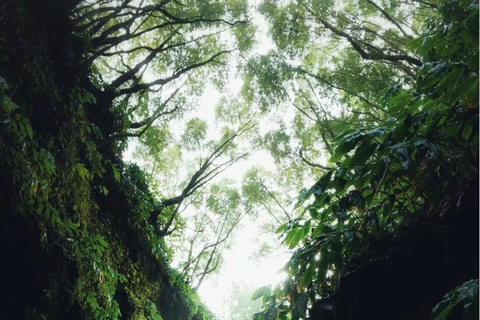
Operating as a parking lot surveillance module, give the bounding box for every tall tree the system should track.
[72,0,252,142]
[251,0,478,318]
[243,0,435,162]
[174,178,251,291]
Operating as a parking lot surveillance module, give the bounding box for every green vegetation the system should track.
[0,0,245,318]
[250,0,478,319]
[0,0,477,319]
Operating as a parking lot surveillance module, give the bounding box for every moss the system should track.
[0,1,214,319]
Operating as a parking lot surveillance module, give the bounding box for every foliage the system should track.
[252,0,478,319]
[1,0,478,319]
[0,71,212,318]
[227,283,263,320]
[73,0,252,144]
[0,0,234,319]
[430,279,478,320]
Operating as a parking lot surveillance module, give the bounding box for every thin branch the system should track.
[117,49,234,96]
[97,87,182,146]
[129,85,183,129]
[261,202,281,224]
[296,68,383,111]
[363,0,412,39]
[299,149,333,170]
[107,33,175,89]
[153,119,256,236]
[281,87,317,122]
[193,211,247,291]
[260,184,291,220]
[299,1,422,67]
[410,0,438,8]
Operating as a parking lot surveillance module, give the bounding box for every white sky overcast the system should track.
[124,1,292,319]
[119,0,420,317]
[185,3,291,317]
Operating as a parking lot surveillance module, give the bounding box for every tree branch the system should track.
[299,149,332,170]
[192,211,247,291]
[295,68,383,111]
[152,119,256,236]
[117,49,234,96]
[363,0,412,39]
[299,1,422,67]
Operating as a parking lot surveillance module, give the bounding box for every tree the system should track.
[242,166,292,224]
[130,92,260,289]
[174,178,251,291]
[1,0,257,318]
[252,0,478,319]
[226,282,263,320]
[242,0,436,177]
[71,0,252,142]
[72,1,260,246]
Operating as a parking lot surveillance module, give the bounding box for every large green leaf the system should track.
[430,279,479,320]
[388,93,413,114]
[434,68,465,96]
[349,143,377,166]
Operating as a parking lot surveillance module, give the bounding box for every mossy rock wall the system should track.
[0,1,212,319]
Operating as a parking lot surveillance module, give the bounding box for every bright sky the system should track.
[184,82,291,318]
[197,216,290,318]
[186,5,293,317]
[124,2,292,319]
[118,0,421,317]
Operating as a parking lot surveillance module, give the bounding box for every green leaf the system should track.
[465,52,479,70]
[388,93,413,114]
[316,248,329,284]
[0,76,9,93]
[343,231,354,242]
[100,186,109,196]
[429,62,447,77]
[75,163,90,179]
[436,115,447,127]
[98,236,108,247]
[311,170,333,196]
[309,208,319,219]
[331,128,357,143]
[25,122,33,139]
[329,151,344,163]
[86,291,99,309]
[462,123,473,140]
[301,262,316,287]
[251,286,271,301]
[296,188,313,208]
[19,120,26,137]
[37,203,45,215]
[287,229,305,249]
[455,76,479,102]
[396,146,411,170]
[342,129,365,143]
[419,35,437,55]
[333,141,356,155]
[331,135,365,163]
[405,37,422,51]
[446,121,462,137]
[431,279,478,320]
[112,164,121,182]
[350,143,377,166]
[275,223,287,234]
[443,68,465,92]
[303,220,311,237]
[422,100,438,112]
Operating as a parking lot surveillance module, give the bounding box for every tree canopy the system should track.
[249,0,478,319]
[0,0,477,319]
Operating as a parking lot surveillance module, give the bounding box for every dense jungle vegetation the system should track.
[0,0,478,319]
